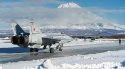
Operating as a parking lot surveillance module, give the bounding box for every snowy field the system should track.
[1,49,125,69]
[0,39,125,69]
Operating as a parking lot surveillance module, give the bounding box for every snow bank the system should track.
[2,50,125,69]
[5,59,123,69]
[31,60,123,69]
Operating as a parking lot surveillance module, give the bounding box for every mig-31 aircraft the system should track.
[11,21,73,53]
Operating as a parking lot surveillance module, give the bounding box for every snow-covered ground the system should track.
[64,39,115,46]
[0,39,125,69]
[1,49,125,69]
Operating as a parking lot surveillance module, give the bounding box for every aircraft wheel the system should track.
[30,48,34,52]
[59,48,63,51]
[50,48,55,53]
[30,48,38,52]
[30,48,39,55]
[34,48,39,52]
[43,45,47,49]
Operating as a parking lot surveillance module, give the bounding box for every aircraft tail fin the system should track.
[30,21,41,34]
[11,20,29,36]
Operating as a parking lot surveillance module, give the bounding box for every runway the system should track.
[0,41,125,63]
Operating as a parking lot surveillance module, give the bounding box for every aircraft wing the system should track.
[42,33,73,45]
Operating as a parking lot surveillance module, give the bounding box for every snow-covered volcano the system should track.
[58,2,81,8]
[41,2,125,30]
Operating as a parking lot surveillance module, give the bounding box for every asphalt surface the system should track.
[0,41,125,63]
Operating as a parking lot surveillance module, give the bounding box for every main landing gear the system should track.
[43,45,55,53]
[31,43,64,54]
[49,48,55,53]
[30,48,39,55]
[43,45,47,49]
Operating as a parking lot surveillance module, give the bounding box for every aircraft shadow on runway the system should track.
[0,47,30,53]
[0,47,47,53]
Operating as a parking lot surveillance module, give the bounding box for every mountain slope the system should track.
[39,2,125,30]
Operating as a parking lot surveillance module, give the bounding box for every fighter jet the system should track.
[11,21,73,53]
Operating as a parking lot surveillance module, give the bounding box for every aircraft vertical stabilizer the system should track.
[30,21,41,34]
[11,20,28,36]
